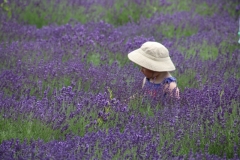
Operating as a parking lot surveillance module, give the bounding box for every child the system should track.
[238,17,240,44]
[128,41,180,104]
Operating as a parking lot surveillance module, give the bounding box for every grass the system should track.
[194,1,218,16]
[175,69,197,91]
[178,41,219,60]
[157,23,199,40]
[3,0,237,28]
[0,115,62,143]
[9,1,87,28]
[177,39,239,61]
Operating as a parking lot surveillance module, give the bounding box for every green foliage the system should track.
[103,1,157,26]
[178,40,218,60]
[87,53,101,66]
[3,0,236,29]
[0,0,12,18]
[0,115,61,143]
[67,116,89,137]
[20,5,49,28]
[178,39,239,61]
[223,1,240,18]
[164,101,240,158]
[175,69,197,91]
[156,23,199,39]
[194,2,217,16]
[11,1,87,28]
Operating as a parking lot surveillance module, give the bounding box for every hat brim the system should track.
[128,48,176,72]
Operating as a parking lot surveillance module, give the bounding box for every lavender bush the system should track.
[0,0,240,159]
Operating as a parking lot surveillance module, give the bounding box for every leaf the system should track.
[97,117,103,126]
[107,87,113,100]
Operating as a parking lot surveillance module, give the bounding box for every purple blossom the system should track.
[0,0,239,159]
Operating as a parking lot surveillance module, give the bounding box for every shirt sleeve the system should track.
[162,77,177,84]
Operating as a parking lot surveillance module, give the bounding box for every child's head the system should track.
[128,41,175,76]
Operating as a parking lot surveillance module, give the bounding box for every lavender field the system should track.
[0,0,240,159]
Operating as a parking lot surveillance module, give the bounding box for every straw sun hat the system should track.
[128,41,175,72]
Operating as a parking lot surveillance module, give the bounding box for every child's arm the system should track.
[142,77,146,88]
[238,16,240,44]
[164,82,180,99]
